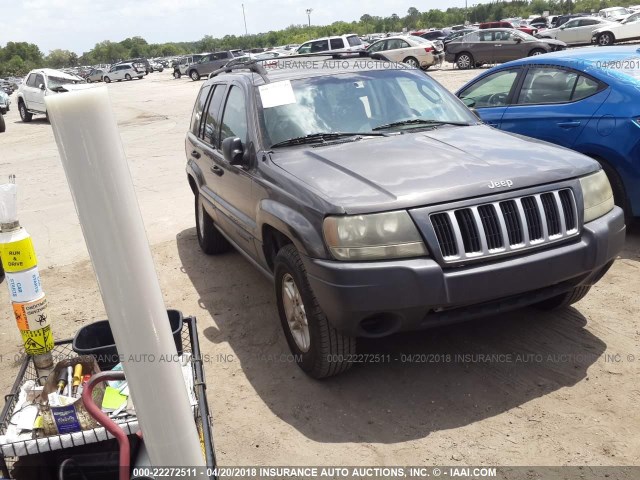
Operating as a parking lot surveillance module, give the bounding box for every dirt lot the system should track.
[0,69,638,468]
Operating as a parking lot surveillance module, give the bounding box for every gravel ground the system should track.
[0,67,638,469]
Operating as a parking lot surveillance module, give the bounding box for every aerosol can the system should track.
[0,177,54,379]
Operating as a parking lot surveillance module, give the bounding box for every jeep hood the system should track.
[270,125,598,214]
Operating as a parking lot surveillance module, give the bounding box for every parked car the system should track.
[599,7,632,22]
[173,54,207,79]
[295,34,365,55]
[17,68,85,122]
[591,11,640,45]
[445,29,566,69]
[85,68,105,83]
[185,55,624,378]
[480,21,537,35]
[0,89,10,115]
[456,46,640,222]
[186,51,237,81]
[116,58,151,74]
[552,13,591,28]
[418,30,447,41]
[103,63,145,83]
[536,16,615,45]
[366,35,444,69]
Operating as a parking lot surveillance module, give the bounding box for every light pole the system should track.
[306,8,313,27]
[242,4,248,35]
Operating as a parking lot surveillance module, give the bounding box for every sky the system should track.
[0,0,470,55]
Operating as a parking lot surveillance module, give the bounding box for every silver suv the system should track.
[185,56,624,378]
[17,69,84,122]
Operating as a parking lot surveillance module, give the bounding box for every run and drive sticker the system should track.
[13,295,49,330]
[0,237,38,273]
[258,80,297,108]
[20,325,54,355]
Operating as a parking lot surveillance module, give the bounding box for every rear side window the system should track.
[203,85,226,147]
[191,85,211,136]
[347,35,362,46]
[517,67,602,104]
[220,86,248,143]
[330,38,344,50]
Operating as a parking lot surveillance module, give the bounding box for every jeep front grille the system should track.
[430,188,578,263]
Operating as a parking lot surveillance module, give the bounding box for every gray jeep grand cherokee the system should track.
[185,56,625,378]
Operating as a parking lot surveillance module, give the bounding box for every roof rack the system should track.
[208,60,271,83]
[207,50,395,82]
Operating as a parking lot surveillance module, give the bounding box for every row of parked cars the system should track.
[182,45,637,377]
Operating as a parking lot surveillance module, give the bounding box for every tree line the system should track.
[0,0,635,77]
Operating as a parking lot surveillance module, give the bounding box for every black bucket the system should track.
[72,310,183,370]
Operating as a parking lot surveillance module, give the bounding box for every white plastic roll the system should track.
[0,183,18,224]
[45,87,206,472]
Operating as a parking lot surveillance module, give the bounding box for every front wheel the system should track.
[0,114,5,133]
[597,32,614,46]
[535,285,591,310]
[125,73,131,80]
[456,52,474,69]
[529,48,546,56]
[104,76,111,83]
[190,70,200,81]
[274,244,356,378]
[19,102,32,122]
[86,78,92,83]
[195,192,230,255]
[173,70,181,79]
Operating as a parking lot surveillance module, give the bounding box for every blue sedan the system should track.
[456,46,640,221]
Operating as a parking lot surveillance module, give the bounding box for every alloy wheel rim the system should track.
[459,55,470,68]
[282,273,310,352]
[600,35,610,45]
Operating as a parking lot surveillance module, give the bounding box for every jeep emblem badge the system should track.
[488,179,514,189]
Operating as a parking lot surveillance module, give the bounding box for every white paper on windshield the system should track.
[258,80,296,108]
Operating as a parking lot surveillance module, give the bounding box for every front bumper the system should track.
[303,207,625,337]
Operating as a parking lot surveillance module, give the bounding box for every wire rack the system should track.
[0,315,216,479]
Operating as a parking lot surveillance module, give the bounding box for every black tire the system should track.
[535,285,591,310]
[104,76,111,83]
[274,244,356,379]
[173,70,181,79]
[529,48,546,56]
[402,56,420,68]
[0,114,5,133]
[597,32,614,46]
[19,101,32,122]
[456,52,474,70]
[190,70,200,81]
[125,73,131,80]
[195,192,230,254]
[86,78,92,83]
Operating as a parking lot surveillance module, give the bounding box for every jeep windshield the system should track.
[48,76,81,91]
[259,69,476,147]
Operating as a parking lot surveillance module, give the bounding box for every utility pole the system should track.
[306,8,313,27]
[242,4,248,35]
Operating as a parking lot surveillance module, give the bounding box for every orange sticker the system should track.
[13,296,49,331]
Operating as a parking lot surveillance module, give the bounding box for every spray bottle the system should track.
[0,176,54,377]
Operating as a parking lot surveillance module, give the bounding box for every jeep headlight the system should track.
[580,170,614,223]
[323,211,428,261]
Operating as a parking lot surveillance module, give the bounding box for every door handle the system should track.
[486,122,498,127]
[557,121,581,129]
[211,165,224,176]
[191,150,201,159]
[494,44,502,47]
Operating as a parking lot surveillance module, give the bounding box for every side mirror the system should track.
[469,108,483,120]
[221,137,245,166]
[515,37,522,43]
[38,84,45,90]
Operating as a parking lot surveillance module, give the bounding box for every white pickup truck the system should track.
[17,69,85,122]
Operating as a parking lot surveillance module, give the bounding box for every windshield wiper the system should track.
[270,132,386,148]
[373,119,471,131]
